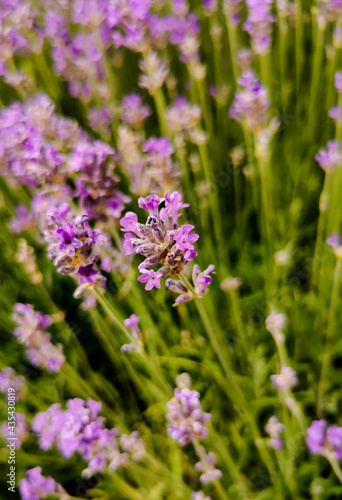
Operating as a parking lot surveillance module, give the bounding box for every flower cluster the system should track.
[192,493,212,500]
[0,367,26,400]
[306,420,342,460]
[195,449,222,484]
[244,0,275,55]
[229,70,270,131]
[166,388,211,445]
[121,314,143,352]
[121,93,151,129]
[315,140,342,172]
[265,416,285,449]
[12,304,65,372]
[19,467,66,500]
[166,264,215,304]
[329,71,342,126]
[32,398,145,478]
[43,203,105,297]
[265,310,287,342]
[271,364,298,391]
[120,192,199,290]
[165,97,205,145]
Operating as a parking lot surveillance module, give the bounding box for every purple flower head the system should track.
[306,420,342,460]
[77,264,100,285]
[138,194,161,217]
[11,304,65,373]
[244,0,275,55]
[326,232,342,250]
[143,137,174,158]
[137,269,163,290]
[192,493,212,500]
[121,93,151,127]
[195,449,222,484]
[271,364,298,391]
[315,140,342,172]
[265,416,285,449]
[0,367,26,400]
[173,224,199,252]
[229,70,270,130]
[19,467,64,500]
[166,387,211,446]
[121,192,198,290]
[123,314,140,335]
[32,399,144,477]
[306,420,327,455]
[54,222,83,257]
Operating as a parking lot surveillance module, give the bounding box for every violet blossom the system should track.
[11,304,65,372]
[265,416,285,449]
[271,364,298,391]
[306,420,342,460]
[32,398,145,478]
[166,264,215,304]
[229,70,270,131]
[120,192,200,290]
[315,140,342,172]
[19,467,66,500]
[166,388,211,445]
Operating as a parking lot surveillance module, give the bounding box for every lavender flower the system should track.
[229,70,270,131]
[315,140,342,172]
[265,416,285,449]
[244,0,276,55]
[0,368,26,400]
[122,314,143,352]
[166,388,211,445]
[12,304,65,372]
[120,192,200,290]
[19,467,66,500]
[121,94,151,128]
[192,493,212,500]
[43,203,105,297]
[165,97,205,145]
[139,52,169,95]
[306,420,342,460]
[166,264,215,304]
[195,449,222,484]
[271,364,298,390]
[265,310,287,342]
[32,398,145,477]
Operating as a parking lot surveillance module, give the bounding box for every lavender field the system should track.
[0,0,342,499]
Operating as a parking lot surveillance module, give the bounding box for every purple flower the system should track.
[326,232,342,249]
[306,420,327,455]
[271,364,298,391]
[195,450,222,484]
[77,264,100,285]
[192,493,212,500]
[121,94,151,128]
[166,388,211,446]
[19,467,65,500]
[244,0,275,55]
[138,194,161,217]
[0,368,26,400]
[166,264,214,305]
[137,269,163,291]
[265,416,285,449]
[11,303,65,372]
[229,70,270,130]
[32,399,144,477]
[315,140,342,172]
[173,224,199,253]
[121,192,198,290]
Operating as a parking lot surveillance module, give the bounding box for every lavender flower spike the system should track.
[166,387,211,445]
[19,467,66,500]
[166,264,215,305]
[265,416,285,449]
[120,192,198,290]
[306,420,342,460]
